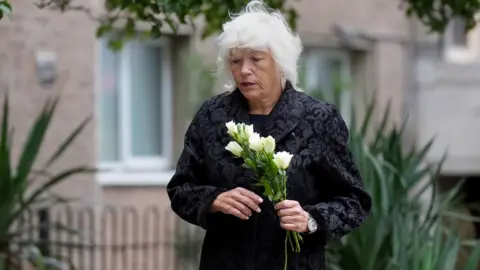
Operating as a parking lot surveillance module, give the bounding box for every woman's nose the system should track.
[240,60,253,75]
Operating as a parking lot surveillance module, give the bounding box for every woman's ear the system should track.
[280,77,287,89]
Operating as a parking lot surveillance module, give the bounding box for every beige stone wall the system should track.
[0,0,99,204]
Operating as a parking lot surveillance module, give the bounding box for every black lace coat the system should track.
[167,82,372,270]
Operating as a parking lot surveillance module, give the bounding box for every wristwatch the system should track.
[306,213,318,234]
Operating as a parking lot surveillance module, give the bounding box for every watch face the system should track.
[308,219,317,232]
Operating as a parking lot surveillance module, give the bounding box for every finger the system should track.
[237,188,263,203]
[226,198,253,217]
[232,193,261,213]
[279,216,301,224]
[277,207,302,217]
[225,204,250,220]
[275,200,298,210]
[280,222,297,231]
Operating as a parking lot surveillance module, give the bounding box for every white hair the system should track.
[215,0,303,91]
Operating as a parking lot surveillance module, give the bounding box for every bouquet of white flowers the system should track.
[224,120,303,270]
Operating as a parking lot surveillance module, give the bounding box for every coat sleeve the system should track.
[302,105,372,245]
[166,102,227,230]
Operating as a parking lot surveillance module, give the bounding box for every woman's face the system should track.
[228,48,281,101]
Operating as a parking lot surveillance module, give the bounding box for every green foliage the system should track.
[3,0,480,38]
[0,94,94,269]
[312,82,480,269]
[30,0,479,50]
[0,245,72,270]
[33,0,296,50]
[402,0,480,33]
[3,0,480,48]
[0,1,11,20]
[97,0,297,45]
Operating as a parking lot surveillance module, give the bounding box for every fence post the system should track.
[37,208,50,257]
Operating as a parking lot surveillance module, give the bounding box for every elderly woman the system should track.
[167,1,371,269]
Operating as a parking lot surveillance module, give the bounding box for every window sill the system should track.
[97,170,175,187]
[444,48,478,64]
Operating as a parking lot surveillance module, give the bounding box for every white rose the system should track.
[225,141,243,157]
[244,124,255,138]
[273,151,294,170]
[236,123,247,139]
[262,136,276,153]
[248,133,263,151]
[226,121,238,137]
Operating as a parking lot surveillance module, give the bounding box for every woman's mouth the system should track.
[241,82,256,87]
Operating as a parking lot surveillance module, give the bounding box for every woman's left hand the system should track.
[275,200,309,233]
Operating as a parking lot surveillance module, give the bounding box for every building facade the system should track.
[8,0,474,267]
[413,16,480,241]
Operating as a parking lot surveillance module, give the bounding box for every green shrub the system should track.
[315,85,480,270]
[0,95,93,269]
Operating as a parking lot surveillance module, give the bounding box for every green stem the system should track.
[284,231,288,270]
[288,232,294,250]
[292,232,301,252]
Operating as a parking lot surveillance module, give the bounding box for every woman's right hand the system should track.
[209,187,263,220]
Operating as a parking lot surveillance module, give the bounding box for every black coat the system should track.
[167,81,372,270]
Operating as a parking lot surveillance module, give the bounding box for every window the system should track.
[97,37,173,176]
[300,47,352,123]
[444,16,479,63]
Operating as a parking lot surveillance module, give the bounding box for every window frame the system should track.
[444,16,480,64]
[301,47,352,124]
[96,37,173,177]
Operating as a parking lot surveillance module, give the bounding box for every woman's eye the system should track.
[252,57,262,62]
[230,59,240,64]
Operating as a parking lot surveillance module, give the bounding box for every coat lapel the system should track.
[212,89,251,149]
[262,81,305,143]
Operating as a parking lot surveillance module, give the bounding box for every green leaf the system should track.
[44,116,91,168]
[0,254,5,270]
[108,38,123,51]
[15,97,59,184]
[9,166,95,224]
[273,191,282,202]
[402,0,480,33]
[360,99,375,137]
[96,24,112,38]
[463,241,480,270]
[262,180,274,198]
[244,158,256,170]
[164,14,178,33]
[0,1,12,15]
[125,17,136,38]
[31,247,46,267]
[150,24,162,38]
[0,94,14,235]
[0,94,11,189]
